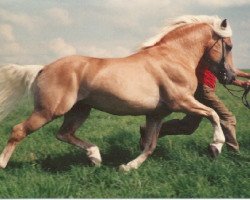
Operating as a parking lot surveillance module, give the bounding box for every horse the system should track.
[0,15,236,171]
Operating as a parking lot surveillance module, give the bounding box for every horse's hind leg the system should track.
[56,102,102,166]
[0,111,51,168]
[119,113,165,172]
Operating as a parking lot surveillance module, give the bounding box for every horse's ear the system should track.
[221,19,227,29]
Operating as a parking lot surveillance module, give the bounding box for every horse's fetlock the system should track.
[12,124,24,132]
[56,133,68,142]
[11,124,26,142]
[148,150,153,156]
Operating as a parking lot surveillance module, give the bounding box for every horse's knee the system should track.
[208,109,220,125]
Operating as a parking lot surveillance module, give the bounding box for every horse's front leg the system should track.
[180,96,225,156]
[119,114,164,172]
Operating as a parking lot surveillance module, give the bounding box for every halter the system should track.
[204,37,230,86]
[204,38,250,109]
[204,37,225,68]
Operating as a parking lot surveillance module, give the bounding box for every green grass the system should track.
[0,82,249,198]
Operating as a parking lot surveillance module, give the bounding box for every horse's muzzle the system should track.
[217,68,236,85]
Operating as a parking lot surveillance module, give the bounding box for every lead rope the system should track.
[223,85,250,109]
[242,86,250,109]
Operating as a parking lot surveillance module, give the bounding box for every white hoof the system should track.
[210,143,223,154]
[0,161,7,169]
[0,156,7,169]
[90,157,102,167]
[119,161,139,172]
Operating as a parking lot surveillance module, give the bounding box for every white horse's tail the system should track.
[0,64,44,121]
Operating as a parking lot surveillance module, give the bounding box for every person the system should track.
[140,63,250,156]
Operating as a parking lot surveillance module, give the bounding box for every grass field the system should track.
[0,82,249,198]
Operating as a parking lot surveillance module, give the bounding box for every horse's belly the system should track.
[84,93,160,115]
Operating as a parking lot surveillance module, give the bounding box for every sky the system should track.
[0,0,250,69]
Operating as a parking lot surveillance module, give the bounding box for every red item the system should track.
[196,66,217,89]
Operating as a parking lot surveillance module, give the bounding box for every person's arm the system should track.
[235,68,250,78]
[232,79,250,88]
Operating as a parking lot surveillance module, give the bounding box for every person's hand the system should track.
[246,73,250,79]
[242,80,250,89]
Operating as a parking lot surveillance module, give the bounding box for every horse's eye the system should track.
[226,45,232,51]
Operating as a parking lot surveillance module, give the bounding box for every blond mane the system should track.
[142,15,232,48]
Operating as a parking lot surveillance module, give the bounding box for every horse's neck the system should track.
[158,24,212,70]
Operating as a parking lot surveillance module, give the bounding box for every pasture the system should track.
[0,82,249,198]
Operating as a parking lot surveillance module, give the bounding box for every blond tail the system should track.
[0,64,44,121]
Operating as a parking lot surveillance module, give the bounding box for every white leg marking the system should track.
[87,146,102,166]
[0,145,16,169]
[119,154,147,172]
[211,115,225,153]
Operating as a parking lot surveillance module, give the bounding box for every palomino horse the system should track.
[0,15,236,171]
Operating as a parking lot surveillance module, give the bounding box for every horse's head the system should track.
[204,19,236,85]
